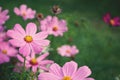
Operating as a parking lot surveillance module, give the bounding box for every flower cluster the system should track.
[0,4,94,80]
[103,13,120,27]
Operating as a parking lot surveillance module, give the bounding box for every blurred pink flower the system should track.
[0,32,7,42]
[40,16,68,36]
[103,13,120,26]
[14,4,36,20]
[7,22,50,56]
[17,52,54,73]
[0,42,17,64]
[57,45,79,57]
[0,7,9,25]
[13,62,24,73]
[38,61,94,80]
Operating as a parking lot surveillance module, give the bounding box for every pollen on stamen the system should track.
[53,26,58,31]
[2,50,7,54]
[62,76,71,80]
[30,58,38,65]
[110,19,115,25]
[24,35,33,43]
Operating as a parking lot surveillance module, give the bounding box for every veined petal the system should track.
[7,30,24,40]
[34,40,50,47]
[31,42,43,54]
[38,73,60,80]
[19,44,31,57]
[39,66,49,71]
[26,22,37,35]
[62,61,78,77]
[39,60,53,65]
[72,66,92,80]
[33,32,48,40]
[14,24,25,36]
[37,53,49,61]
[49,63,63,78]
[9,39,25,47]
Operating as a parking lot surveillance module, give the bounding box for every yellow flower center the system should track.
[110,19,115,25]
[2,50,7,54]
[24,35,33,43]
[53,26,58,31]
[62,76,72,80]
[30,58,38,65]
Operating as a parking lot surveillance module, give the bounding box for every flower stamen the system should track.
[110,19,115,25]
[24,35,33,43]
[2,50,7,54]
[30,58,38,65]
[62,76,71,80]
[53,26,58,31]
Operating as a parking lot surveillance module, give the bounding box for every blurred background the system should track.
[0,0,120,80]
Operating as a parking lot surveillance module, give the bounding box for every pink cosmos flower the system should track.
[0,42,17,64]
[40,16,68,36]
[103,13,120,26]
[14,4,36,20]
[0,7,9,25]
[7,22,50,56]
[17,52,54,73]
[38,61,94,80]
[57,45,79,57]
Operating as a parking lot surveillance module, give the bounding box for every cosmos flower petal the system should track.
[73,66,92,80]
[39,66,49,71]
[37,53,49,61]
[0,54,10,64]
[49,63,63,77]
[7,47,17,57]
[62,61,78,76]
[9,39,25,47]
[26,22,37,35]
[20,4,27,11]
[103,13,111,24]
[38,73,60,80]
[33,32,48,40]
[14,24,26,36]
[0,7,9,25]
[7,30,23,40]
[32,66,37,73]
[14,7,20,15]
[19,44,31,57]
[17,54,24,62]
[34,40,50,47]
[39,60,54,65]
[2,10,9,15]
[31,42,43,53]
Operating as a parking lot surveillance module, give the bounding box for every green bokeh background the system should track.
[0,0,120,80]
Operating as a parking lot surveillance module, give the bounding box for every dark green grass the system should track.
[0,0,120,80]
